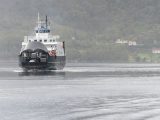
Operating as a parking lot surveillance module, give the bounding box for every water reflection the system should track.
[18,70,160,78]
[19,70,66,77]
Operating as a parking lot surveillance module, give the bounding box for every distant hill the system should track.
[0,0,160,62]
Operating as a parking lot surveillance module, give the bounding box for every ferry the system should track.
[19,14,66,71]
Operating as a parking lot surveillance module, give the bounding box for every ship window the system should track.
[50,39,52,42]
[44,39,47,42]
[39,40,42,42]
[29,40,31,42]
[53,40,55,42]
[34,40,37,42]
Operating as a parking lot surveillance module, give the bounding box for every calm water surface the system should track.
[0,61,160,120]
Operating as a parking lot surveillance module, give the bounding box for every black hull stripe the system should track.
[19,56,66,70]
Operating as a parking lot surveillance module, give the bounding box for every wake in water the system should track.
[50,95,160,120]
[3,63,160,78]
[1,63,160,119]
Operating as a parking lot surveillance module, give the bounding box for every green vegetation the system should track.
[0,0,160,62]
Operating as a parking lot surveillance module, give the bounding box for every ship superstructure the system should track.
[19,14,66,70]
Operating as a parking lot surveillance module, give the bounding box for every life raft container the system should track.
[48,50,56,56]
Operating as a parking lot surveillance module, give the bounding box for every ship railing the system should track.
[24,35,60,42]
[24,36,36,42]
[48,35,60,40]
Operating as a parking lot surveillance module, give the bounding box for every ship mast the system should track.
[37,12,41,29]
[46,15,48,29]
[38,12,40,23]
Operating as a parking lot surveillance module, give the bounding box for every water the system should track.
[1,62,160,120]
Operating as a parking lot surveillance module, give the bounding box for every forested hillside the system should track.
[1,0,160,62]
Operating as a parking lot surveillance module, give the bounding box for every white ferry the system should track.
[19,14,66,70]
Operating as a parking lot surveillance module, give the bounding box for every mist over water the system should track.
[1,0,160,119]
[0,61,160,120]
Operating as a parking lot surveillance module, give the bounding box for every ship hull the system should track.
[19,15,66,71]
[19,56,66,70]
